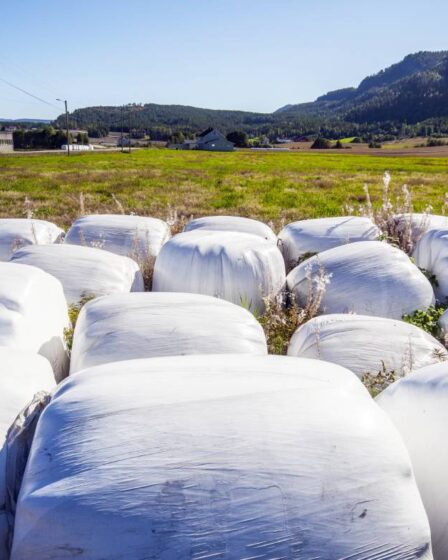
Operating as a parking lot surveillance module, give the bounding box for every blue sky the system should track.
[1,0,447,119]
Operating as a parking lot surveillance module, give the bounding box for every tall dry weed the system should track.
[352,172,433,254]
[259,260,332,354]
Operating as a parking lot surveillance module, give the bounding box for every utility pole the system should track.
[128,105,132,154]
[57,98,70,156]
[120,106,124,153]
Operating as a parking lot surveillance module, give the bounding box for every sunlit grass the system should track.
[1,148,447,228]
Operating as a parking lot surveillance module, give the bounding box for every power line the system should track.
[0,77,61,110]
[0,59,62,99]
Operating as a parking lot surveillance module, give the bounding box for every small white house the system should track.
[172,129,234,152]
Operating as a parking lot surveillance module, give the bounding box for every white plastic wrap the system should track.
[413,228,448,302]
[11,244,144,306]
[11,354,432,560]
[0,219,63,262]
[64,214,170,262]
[153,230,286,312]
[393,213,448,244]
[377,362,448,560]
[287,241,434,319]
[70,292,267,374]
[288,313,446,378]
[0,262,70,382]
[278,216,380,267]
[0,348,55,560]
[184,215,277,243]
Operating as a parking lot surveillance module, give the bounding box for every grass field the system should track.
[1,149,448,228]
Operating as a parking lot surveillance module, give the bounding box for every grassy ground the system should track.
[1,148,448,228]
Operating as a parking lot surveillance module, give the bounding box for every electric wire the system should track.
[0,77,61,110]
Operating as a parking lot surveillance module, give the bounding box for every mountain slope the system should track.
[276,51,448,123]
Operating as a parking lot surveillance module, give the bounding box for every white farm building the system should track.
[171,128,234,152]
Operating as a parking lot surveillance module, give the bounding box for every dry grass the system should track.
[259,262,331,354]
[349,171,439,254]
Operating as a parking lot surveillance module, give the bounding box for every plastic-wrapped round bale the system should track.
[278,216,380,268]
[11,355,432,560]
[413,228,448,302]
[64,214,170,262]
[10,244,144,306]
[70,292,267,374]
[184,215,277,243]
[0,263,69,382]
[287,241,434,319]
[288,313,446,378]
[393,213,448,245]
[0,348,55,560]
[377,362,448,560]
[153,230,286,312]
[0,219,63,262]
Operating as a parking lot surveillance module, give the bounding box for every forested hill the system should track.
[57,104,274,138]
[53,51,448,139]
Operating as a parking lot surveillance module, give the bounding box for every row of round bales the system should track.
[0,212,448,558]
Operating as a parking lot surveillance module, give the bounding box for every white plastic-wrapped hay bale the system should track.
[12,354,432,560]
[153,230,285,312]
[393,213,448,244]
[70,292,267,374]
[278,216,380,268]
[413,228,448,302]
[287,241,434,319]
[0,348,55,560]
[0,219,63,262]
[11,244,144,306]
[184,215,277,243]
[0,262,69,382]
[64,214,170,262]
[377,362,448,560]
[288,313,446,378]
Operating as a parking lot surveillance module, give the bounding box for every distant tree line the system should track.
[13,127,71,150]
[12,126,88,150]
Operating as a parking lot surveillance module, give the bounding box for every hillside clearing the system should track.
[1,149,448,228]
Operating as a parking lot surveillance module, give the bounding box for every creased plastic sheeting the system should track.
[0,263,69,382]
[287,241,434,319]
[413,228,448,302]
[278,216,380,268]
[64,214,171,261]
[0,219,64,262]
[70,292,267,374]
[10,244,144,306]
[153,230,286,313]
[377,362,448,560]
[393,213,448,244]
[4,391,51,559]
[0,348,55,560]
[288,313,446,378]
[184,215,277,243]
[11,355,432,560]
